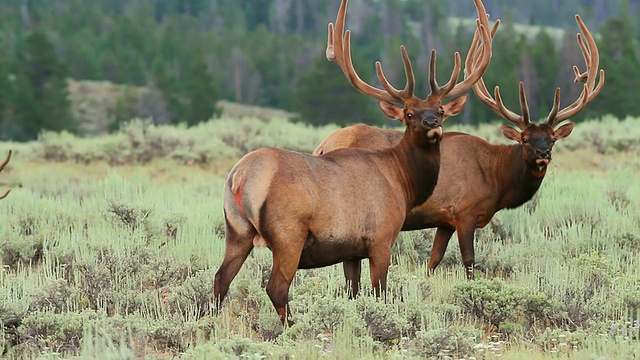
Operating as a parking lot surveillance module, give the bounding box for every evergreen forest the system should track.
[0,0,639,140]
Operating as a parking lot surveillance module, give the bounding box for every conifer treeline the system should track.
[0,0,637,140]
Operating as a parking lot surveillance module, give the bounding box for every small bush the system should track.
[411,325,481,359]
[104,200,152,230]
[453,278,551,331]
[17,310,101,353]
[165,270,216,318]
[1,233,44,270]
[356,298,410,343]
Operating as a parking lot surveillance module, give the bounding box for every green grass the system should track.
[1,116,639,359]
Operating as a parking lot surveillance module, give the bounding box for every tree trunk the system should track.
[21,0,32,31]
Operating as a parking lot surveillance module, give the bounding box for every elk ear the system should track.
[501,124,522,143]
[442,95,468,120]
[553,122,575,140]
[378,101,405,123]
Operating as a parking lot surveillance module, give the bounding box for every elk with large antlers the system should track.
[315,15,603,280]
[0,150,11,200]
[214,0,493,324]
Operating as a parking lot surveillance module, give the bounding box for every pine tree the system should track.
[527,30,559,121]
[107,86,139,132]
[183,47,222,126]
[151,57,181,124]
[596,14,640,119]
[14,30,78,140]
[292,53,381,126]
[0,55,14,140]
[11,74,41,141]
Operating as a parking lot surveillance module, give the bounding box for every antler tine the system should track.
[465,19,499,97]
[326,0,414,104]
[468,15,530,130]
[493,84,530,128]
[545,88,562,123]
[547,84,590,126]
[441,0,494,99]
[375,45,416,101]
[428,49,439,95]
[547,14,604,127]
[0,150,12,200]
[464,18,500,84]
[431,52,462,98]
[517,82,531,126]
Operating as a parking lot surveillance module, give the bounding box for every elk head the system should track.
[471,15,604,171]
[0,150,11,199]
[326,0,494,143]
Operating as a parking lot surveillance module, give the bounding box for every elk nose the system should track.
[421,116,438,128]
[536,149,550,158]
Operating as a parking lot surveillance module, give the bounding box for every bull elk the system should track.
[214,0,494,324]
[0,150,11,199]
[315,15,604,280]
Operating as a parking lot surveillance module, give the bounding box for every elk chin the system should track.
[426,126,443,142]
[534,158,550,172]
[535,158,550,166]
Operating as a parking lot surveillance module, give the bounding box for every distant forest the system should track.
[0,0,639,140]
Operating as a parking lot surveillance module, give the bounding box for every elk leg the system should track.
[456,223,477,280]
[266,235,305,326]
[343,259,362,299]
[213,232,254,312]
[427,226,455,274]
[213,228,256,311]
[368,248,391,298]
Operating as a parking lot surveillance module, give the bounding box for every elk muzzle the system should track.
[418,115,443,141]
[534,148,551,165]
[421,115,439,129]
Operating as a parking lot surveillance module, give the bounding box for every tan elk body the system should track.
[214,0,494,324]
[315,15,604,280]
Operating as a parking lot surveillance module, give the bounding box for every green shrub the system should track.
[411,325,481,359]
[356,298,411,343]
[453,278,552,331]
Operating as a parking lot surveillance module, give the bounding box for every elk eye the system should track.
[522,138,528,143]
[439,109,445,116]
[406,113,413,119]
[551,138,557,143]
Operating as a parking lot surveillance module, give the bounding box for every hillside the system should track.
[67,80,297,136]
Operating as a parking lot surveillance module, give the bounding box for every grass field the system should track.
[0,114,639,359]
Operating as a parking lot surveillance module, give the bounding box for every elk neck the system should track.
[493,144,547,210]
[383,126,442,210]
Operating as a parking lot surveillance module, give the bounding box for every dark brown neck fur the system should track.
[387,127,441,210]
[494,145,546,210]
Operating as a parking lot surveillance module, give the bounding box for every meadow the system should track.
[0,114,639,359]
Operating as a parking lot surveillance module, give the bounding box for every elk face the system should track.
[379,95,468,142]
[474,14,602,171]
[325,0,493,145]
[501,122,574,168]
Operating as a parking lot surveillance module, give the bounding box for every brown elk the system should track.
[0,150,11,199]
[315,15,604,280]
[214,0,494,324]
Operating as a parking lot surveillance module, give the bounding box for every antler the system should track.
[327,0,493,104]
[544,14,604,127]
[0,150,11,200]
[437,0,495,100]
[472,14,604,130]
[326,0,411,104]
[470,19,534,130]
